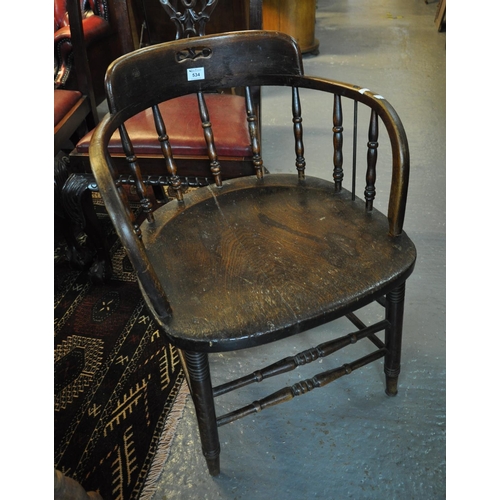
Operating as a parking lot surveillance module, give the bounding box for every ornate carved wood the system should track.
[158,0,220,39]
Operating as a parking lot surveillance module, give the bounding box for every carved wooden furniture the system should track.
[135,0,257,46]
[69,0,262,181]
[89,31,417,476]
[64,0,263,282]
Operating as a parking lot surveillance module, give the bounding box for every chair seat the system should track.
[141,174,417,352]
[76,93,252,158]
[54,89,82,127]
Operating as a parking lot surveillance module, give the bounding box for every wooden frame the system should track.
[435,0,446,32]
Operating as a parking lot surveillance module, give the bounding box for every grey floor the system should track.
[150,1,446,498]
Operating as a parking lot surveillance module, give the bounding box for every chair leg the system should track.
[61,173,113,284]
[54,156,94,268]
[384,282,406,396]
[183,350,221,476]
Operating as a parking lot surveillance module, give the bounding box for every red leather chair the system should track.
[55,0,100,267]
[54,0,134,104]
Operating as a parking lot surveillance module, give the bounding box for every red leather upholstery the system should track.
[76,94,252,157]
[54,13,110,46]
[54,89,82,126]
[54,0,110,88]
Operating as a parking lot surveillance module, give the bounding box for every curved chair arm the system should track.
[90,111,174,320]
[289,75,410,236]
[54,12,110,88]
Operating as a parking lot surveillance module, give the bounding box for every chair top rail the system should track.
[103,30,304,114]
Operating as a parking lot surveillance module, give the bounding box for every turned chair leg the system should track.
[384,282,406,396]
[183,350,221,476]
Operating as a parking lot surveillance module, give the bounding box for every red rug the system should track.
[54,209,188,500]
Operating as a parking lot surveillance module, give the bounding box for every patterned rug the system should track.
[54,199,189,500]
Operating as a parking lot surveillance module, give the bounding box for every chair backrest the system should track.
[159,0,220,39]
[154,0,263,131]
[90,31,409,319]
[104,31,303,115]
[141,0,262,46]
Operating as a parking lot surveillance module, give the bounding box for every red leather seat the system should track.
[54,89,82,127]
[75,94,252,158]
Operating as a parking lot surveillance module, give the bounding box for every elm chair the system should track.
[89,31,417,476]
[64,0,263,282]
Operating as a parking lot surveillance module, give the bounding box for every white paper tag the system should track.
[187,67,205,81]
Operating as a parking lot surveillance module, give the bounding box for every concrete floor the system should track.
[149,1,446,498]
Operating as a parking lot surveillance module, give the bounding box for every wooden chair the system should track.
[63,0,263,282]
[89,31,417,476]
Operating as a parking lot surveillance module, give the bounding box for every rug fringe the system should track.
[139,380,190,500]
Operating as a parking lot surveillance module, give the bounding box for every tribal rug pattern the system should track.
[54,202,189,500]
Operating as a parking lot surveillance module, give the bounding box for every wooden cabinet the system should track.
[263,0,319,54]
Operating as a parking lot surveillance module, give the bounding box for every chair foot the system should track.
[206,456,221,477]
[385,375,399,397]
[384,282,406,397]
[55,155,94,270]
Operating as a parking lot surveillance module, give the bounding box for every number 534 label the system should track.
[187,67,205,81]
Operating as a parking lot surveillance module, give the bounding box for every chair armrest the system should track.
[54,14,111,87]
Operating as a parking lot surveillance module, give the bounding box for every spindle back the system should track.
[104,30,303,115]
[91,31,409,317]
[97,31,408,228]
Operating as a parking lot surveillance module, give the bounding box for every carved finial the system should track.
[159,0,220,39]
